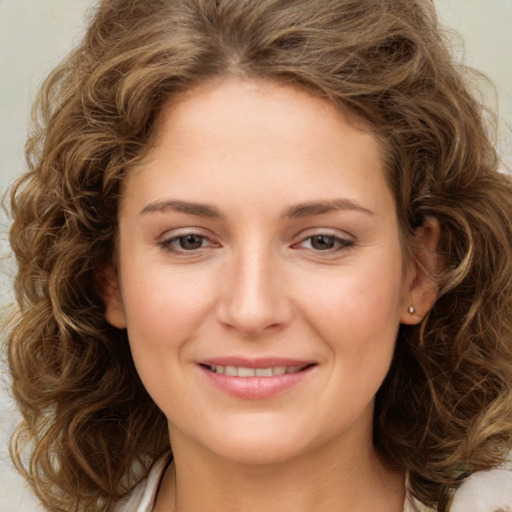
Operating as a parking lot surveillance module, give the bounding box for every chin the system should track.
[192,416,321,466]
[211,436,309,466]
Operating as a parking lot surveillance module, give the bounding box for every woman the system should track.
[7,0,512,511]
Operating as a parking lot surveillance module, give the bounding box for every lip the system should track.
[198,357,317,400]
[200,356,314,368]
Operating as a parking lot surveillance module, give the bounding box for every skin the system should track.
[103,77,440,512]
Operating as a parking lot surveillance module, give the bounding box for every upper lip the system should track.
[199,357,316,368]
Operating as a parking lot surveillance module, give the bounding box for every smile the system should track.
[206,365,305,376]
[198,360,316,399]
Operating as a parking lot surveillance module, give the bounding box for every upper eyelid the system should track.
[292,227,355,242]
[158,226,214,240]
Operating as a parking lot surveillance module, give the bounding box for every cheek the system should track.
[301,263,404,333]
[119,266,217,408]
[119,255,217,354]
[295,254,405,374]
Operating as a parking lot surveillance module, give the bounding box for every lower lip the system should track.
[199,365,315,400]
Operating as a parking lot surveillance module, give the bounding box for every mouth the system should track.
[201,363,314,377]
[198,359,316,399]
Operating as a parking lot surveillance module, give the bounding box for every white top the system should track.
[115,455,512,512]
[114,455,171,512]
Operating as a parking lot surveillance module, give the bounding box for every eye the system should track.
[177,234,205,250]
[159,232,216,253]
[297,233,354,253]
[306,235,337,251]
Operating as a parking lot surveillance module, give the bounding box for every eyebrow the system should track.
[139,198,373,219]
[283,199,374,218]
[140,199,222,218]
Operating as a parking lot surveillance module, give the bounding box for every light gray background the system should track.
[1,1,511,510]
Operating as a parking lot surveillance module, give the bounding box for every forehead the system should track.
[121,77,391,217]
[154,76,378,153]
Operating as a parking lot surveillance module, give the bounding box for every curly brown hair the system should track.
[6,0,512,510]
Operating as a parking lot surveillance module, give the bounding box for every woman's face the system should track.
[105,77,416,464]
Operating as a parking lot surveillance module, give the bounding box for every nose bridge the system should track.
[218,238,290,336]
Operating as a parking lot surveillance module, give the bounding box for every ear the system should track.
[400,216,442,325]
[96,264,127,329]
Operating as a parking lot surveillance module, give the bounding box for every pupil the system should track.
[311,235,335,250]
[179,235,203,250]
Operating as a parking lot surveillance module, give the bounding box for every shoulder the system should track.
[114,454,172,512]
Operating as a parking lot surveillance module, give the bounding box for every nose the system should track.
[216,245,293,338]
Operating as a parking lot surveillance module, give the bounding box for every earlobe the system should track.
[401,216,442,325]
[97,264,127,329]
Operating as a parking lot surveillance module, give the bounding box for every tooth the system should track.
[214,365,306,377]
[255,368,273,377]
[238,367,256,377]
[225,366,237,376]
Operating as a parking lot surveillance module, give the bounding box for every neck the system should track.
[154,430,405,512]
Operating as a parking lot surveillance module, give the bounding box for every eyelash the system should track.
[295,234,354,254]
[158,231,354,255]
[159,232,215,253]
